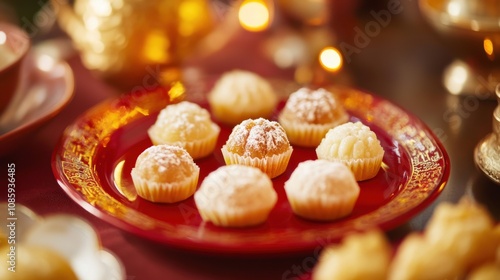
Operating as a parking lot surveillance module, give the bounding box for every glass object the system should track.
[419,0,500,97]
[53,0,216,91]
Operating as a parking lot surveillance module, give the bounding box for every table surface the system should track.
[2,2,500,280]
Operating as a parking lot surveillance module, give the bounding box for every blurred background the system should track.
[3,2,500,279]
[2,0,500,226]
[0,0,439,94]
[3,0,498,97]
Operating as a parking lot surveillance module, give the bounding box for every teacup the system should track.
[0,22,30,116]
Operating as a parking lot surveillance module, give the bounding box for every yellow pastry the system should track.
[313,230,391,280]
[131,145,200,203]
[0,244,78,280]
[221,118,293,178]
[278,87,348,147]
[148,101,220,159]
[208,69,277,125]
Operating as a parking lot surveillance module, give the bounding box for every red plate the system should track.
[52,85,450,255]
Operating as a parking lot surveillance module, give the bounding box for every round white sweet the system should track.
[208,70,277,124]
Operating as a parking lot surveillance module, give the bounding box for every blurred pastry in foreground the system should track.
[278,87,348,147]
[424,198,500,271]
[194,165,277,227]
[467,261,500,280]
[148,101,220,159]
[316,121,384,181]
[131,145,200,203]
[311,198,500,280]
[221,118,293,178]
[0,244,78,280]
[313,230,391,280]
[388,233,463,280]
[208,70,278,125]
[284,160,359,221]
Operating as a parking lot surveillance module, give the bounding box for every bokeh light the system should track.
[484,37,494,60]
[319,47,343,72]
[238,0,270,32]
[143,30,170,63]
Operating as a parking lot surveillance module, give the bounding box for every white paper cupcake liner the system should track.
[131,167,199,203]
[342,155,384,181]
[209,103,275,126]
[286,194,358,221]
[279,116,347,147]
[148,124,220,159]
[197,206,274,227]
[221,146,293,178]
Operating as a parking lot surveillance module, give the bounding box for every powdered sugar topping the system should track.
[194,165,277,210]
[150,101,217,140]
[134,145,198,182]
[282,87,347,124]
[209,70,277,107]
[285,160,359,197]
[225,118,290,157]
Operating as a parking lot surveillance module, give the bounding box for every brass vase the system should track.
[52,0,216,91]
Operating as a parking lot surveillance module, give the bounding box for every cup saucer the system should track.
[0,41,74,155]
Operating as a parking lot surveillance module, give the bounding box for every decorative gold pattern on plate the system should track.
[58,89,172,231]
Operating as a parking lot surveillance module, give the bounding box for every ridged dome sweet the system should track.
[316,122,384,181]
[208,70,278,125]
[221,118,293,178]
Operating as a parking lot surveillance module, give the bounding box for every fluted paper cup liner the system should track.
[221,146,293,178]
[131,168,199,203]
[148,124,220,159]
[196,206,274,227]
[286,194,358,221]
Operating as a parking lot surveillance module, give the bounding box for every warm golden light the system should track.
[447,2,461,17]
[179,0,205,36]
[83,15,100,30]
[89,0,112,17]
[238,0,270,32]
[445,62,468,95]
[57,0,216,90]
[0,31,6,45]
[142,30,170,63]
[113,160,138,202]
[319,47,343,72]
[168,81,186,101]
[484,37,494,60]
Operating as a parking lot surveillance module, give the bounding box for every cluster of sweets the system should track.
[130,70,385,227]
[313,199,500,280]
